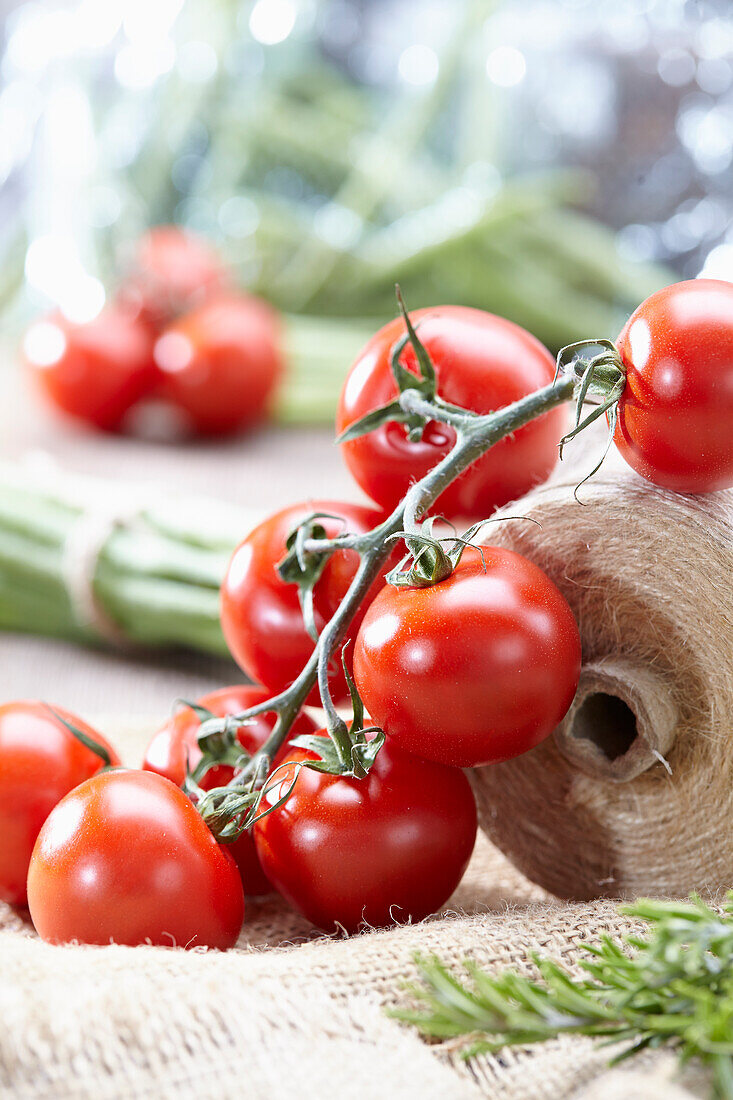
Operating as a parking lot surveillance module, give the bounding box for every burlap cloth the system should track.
[0,718,711,1100]
[0,379,714,1098]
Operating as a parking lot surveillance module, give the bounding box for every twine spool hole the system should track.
[554,660,678,783]
[569,695,637,760]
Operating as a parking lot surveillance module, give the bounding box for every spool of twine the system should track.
[471,434,733,901]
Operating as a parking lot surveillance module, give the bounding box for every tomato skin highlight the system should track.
[153,294,282,435]
[27,769,244,949]
[220,500,391,706]
[254,739,477,933]
[336,306,566,519]
[142,685,317,896]
[353,548,581,769]
[23,306,156,431]
[0,702,119,908]
[122,225,229,328]
[615,279,733,493]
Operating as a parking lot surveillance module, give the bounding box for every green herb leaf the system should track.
[391,894,733,1099]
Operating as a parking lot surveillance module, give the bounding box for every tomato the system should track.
[253,737,477,932]
[336,306,566,519]
[0,702,119,907]
[221,500,394,706]
[122,225,229,328]
[614,279,733,493]
[153,294,283,435]
[27,769,244,948]
[22,306,156,431]
[353,547,581,768]
[142,685,318,895]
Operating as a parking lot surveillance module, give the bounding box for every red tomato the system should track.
[153,294,283,434]
[27,769,244,948]
[353,547,581,768]
[142,685,318,895]
[254,738,477,932]
[122,225,229,328]
[614,279,733,492]
[336,306,566,518]
[22,306,156,431]
[0,702,119,907]
[220,500,391,706]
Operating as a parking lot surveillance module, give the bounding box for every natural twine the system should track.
[473,434,733,901]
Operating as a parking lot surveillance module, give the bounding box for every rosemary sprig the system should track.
[392,895,733,1099]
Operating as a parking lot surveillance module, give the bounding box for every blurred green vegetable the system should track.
[122,1,670,352]
[0,463,240,656]
[3,0,674,422]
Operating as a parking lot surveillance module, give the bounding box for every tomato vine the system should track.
[194,292,615,840]
[195,277,733,839]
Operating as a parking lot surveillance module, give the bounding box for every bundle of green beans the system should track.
[0,464,243,657]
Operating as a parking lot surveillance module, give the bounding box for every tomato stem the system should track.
[200,369,578,814]
[398,376,575,534]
